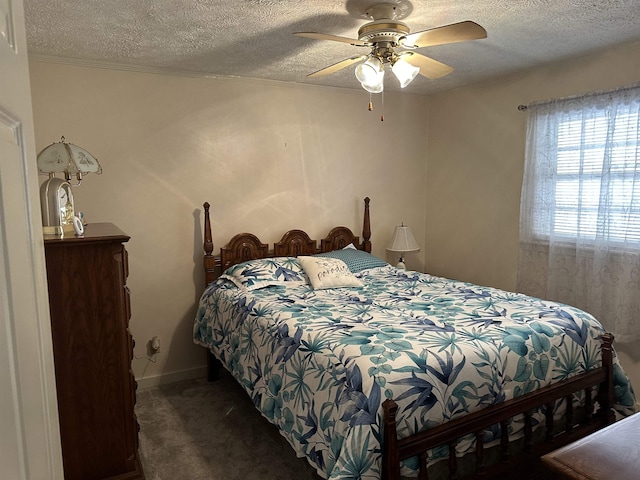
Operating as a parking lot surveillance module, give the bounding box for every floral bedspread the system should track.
[194,265,636,479]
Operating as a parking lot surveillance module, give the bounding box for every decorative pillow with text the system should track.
[298,256,363,290]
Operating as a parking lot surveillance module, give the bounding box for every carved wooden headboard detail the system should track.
[202,197,371,286]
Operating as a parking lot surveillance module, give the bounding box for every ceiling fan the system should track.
[293,3,487,92]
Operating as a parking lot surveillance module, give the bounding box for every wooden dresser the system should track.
[44,223,144,480]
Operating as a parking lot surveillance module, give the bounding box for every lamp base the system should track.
[395,260,407,270]
[43,223,75,236]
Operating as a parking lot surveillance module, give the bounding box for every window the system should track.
[518,85,640,343]
[523,86,640,247]
[552,111,640,243]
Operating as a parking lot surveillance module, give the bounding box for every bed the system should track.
[194,197,636,480]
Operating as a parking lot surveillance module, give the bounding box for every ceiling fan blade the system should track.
[400,52,454,79]
[401,21,487,48]
[307,55,368,77]
[293,32,370,47]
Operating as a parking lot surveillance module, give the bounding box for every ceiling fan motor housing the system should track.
[358,20,410,45]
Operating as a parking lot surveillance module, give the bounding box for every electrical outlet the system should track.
[147,336,160,356]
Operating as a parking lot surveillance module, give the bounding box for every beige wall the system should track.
[426,39,640,400]
[28,61,429,386]
[29,40,640,396]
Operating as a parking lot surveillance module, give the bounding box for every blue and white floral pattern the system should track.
[194,265,636,479]
[220,257,308,291]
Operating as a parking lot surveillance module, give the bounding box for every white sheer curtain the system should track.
[517,85,640,343]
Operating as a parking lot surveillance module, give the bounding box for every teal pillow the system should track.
[314,249,388,273]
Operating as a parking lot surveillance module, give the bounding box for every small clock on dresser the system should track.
[43,223,144,480]
[40,177,76,236]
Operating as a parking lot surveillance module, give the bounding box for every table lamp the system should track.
[37,136,101,236]
[386,223,420,269]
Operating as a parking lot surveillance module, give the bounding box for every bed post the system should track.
[362,197,371,253]
[382,398,400,480]
[203,202,217,286]
[202,202,221,382]
[598,332,615,424]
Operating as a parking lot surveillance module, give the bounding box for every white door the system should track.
[0,1,64,478]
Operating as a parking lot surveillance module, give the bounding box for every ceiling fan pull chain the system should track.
[368,92,373,111]
[380,91,384,122]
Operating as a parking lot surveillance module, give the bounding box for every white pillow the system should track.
[298,256,363,290]
[342,243,358,250]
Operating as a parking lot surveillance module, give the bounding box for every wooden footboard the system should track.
[381,333,616,480]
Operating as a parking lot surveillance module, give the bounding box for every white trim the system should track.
[1,0,64,475]
[135,366,208,392]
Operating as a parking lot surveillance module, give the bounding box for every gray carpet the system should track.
[136,372,321,480]
[136,373,557,480]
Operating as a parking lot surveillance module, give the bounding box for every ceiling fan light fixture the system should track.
[361,75,384,93]
[355,56,384,85]
[392,58,420,88]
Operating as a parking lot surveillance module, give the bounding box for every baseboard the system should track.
[135,366,208,391]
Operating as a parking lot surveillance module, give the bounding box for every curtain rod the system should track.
[517,82,640,111]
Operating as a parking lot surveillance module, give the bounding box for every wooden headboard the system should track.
[202,197,372,286]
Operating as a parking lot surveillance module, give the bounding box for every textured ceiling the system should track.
[23,0,640,95]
